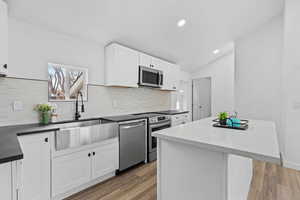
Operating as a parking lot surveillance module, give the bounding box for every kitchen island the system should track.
[153,117,280,200]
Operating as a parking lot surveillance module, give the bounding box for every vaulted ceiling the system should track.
[7,0,284,72]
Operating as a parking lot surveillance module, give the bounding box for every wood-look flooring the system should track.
[248,160,300,200]
[66,160,300,200]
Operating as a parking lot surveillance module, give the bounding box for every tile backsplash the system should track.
[0,77,171,126]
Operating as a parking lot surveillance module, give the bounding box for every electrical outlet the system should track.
[12,101,23,111]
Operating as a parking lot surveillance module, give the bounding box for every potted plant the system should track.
[35,104,53,125]
[218,112,228,125]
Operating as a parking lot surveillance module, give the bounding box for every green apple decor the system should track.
[218,112,228,125]
[35,104,53,125]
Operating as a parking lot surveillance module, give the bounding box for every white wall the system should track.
[282,0,300,170]
[192,52,235,116]
[8,18,105,85]
[235,16,284,151]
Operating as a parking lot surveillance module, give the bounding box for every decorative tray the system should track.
[212,119,249,130]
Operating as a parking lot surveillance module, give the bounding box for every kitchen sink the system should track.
[55,120,118,151]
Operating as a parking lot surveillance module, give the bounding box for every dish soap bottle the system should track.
[51,104,58,123]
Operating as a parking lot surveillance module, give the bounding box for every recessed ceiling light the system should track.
[213,49,220,54]
[177,19,186,27]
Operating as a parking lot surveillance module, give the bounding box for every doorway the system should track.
[192,77,212,121]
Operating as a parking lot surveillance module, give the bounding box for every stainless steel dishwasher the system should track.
[118,119,147,171]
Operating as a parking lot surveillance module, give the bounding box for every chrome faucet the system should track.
[75,91,85,120]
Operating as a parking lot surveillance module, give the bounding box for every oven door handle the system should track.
[150,121,171,129]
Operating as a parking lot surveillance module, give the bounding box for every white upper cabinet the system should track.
[105,43,139,87]
[0,0,8,76]
[105,43,180,90]
[139,53,165,71]
[170,64,180,90]
[139,53,152,68]
[151,57,166,71]
[18,133,51,200]
[161,62,173,90]
[162,63,180,91]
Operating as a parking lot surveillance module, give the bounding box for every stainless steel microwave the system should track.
[139,66,163,88]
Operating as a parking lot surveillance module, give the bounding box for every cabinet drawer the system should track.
[171,114,189,127]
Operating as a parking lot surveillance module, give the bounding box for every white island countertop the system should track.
[153,117,281,164]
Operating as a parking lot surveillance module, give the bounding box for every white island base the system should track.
[154,118,280,200]
[157,139,253,200]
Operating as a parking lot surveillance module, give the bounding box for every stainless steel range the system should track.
[133,113,171,162]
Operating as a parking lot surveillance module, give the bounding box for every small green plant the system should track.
[35,104,52,113]
[218,112,228,120]
[35,104,53,124]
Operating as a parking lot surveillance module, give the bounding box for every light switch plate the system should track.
[13,100,23,111]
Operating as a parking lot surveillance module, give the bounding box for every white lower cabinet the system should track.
[52,149,91,197]
[91,141,119,179]
[161,63,180,91]
[52,139,119,198]
[171,113,190,127]
[18,133,51,200]
[0,162,12,200]
[16,132,118,200]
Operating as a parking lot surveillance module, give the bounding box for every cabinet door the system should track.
[0,162,12,200]
[115,45,139,87]
[151,57,168,71]
[18,133,51,200]
[52,149,91,197]
[91,140,119,179]
[105,44,139,87]
[139,53,152,68]
[0,0,8,75]
[161,62,173,90]
[169,64,180,90]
